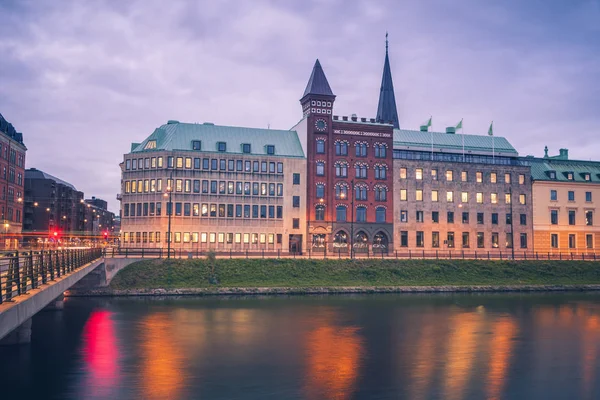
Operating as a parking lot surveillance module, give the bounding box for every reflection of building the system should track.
[23,168,84,237]
[529,147,600,253]
[0,113,27,249]
[120,124,306,251]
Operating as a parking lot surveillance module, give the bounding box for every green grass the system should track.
[109,258,600,289]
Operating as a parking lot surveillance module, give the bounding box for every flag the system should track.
[426,116,432,127]
[456,119,463,130]
[488,122,494,136]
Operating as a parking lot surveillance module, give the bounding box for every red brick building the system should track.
[0,113,27,249]
[292,56,395,254]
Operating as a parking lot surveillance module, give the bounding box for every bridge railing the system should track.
[0,248,103,304]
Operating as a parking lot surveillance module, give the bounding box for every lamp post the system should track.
[350,179,355,259]
[4,223,9,250]
[164,172,173,259]
[509,185,515,260]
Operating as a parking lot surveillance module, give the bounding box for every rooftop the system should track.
[25,168,78,191]
[393,129,518,156]
[0,113,26,146]
[527,148,600,183]
[130,121,305,158]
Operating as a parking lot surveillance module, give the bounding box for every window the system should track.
[432,190,438,202]
[374,166,386,179]
[399,168,407,179]
[550,190,557,201]
[415,168,423,180]
[461,192,468,203]
[567,172,574,180]
[586,192,592,202]
[400,189,407,201]
[355,164,367,179]
[476,192,483,204]
[375,186,387,201]
[336,206,347,222]
[490,172,497,183]
[192,140,201,150]
[266,145,275,155]
[569,210,576,225]
[355,143,367,157]
[316,184,325,198]
[520,214,527,225]
[491,193,498,204]
[355,186,367,201]
[277,162,283,174]
[144,140,157,150]
[416,231,424,247]
[432,211,439,223]
[431,169,438,180]
[400,210,408,222]
[292,218,299,229]
[551,210,558,224]
[569,234,576,249]
[476,172,483,183]
[375,144,386,158]
[505,193,511,204]
[336,184,348,200]
[551,234,559,248]
[461,171,468,182]
[217,142,226,152]
[446,170,453,182]
[335,162,348,178]
[315,205,325,221]
[506,233,513,248]
[586,211,593,226]
[506,213,512,224]
[416,189,423,201]
[477,232,484,248]
[492,232,499,248]
[432,232,440,247]
[477,213,484,224]
[335,141,348,156]
[586,234,593,249]
[504,173,511,183]
[446,191,454,203]
[447,232,455,248]
[462,212,469,224]
[293,173,300,185]
[568,191,575,201]
[293,196,300,208]
[416,210,424,222]
[356,206,367,222]
[519,174,525,184]
[400,231,408,247]
[520,233,528,249]
[211,159,218,170]
[316,161,325,176]
[447,211,454,223]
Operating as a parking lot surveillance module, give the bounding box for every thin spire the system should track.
[376,33,400,129]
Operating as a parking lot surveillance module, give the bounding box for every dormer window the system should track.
[266,145,275,155]
[192,140,201,150]
[217,142,226,152]
[144,140,157,150]
[583,173,591,181]
[564,171,574,180]
[547,171,556,179]
[242,143,251,153]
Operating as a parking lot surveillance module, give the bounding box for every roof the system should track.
[0,113,25,146]
[393,129,518,156]
[376,42,400,129]
[528,157,600,183]
[25,168,78,190]
[130,121,305,158]
[302,59,335,98]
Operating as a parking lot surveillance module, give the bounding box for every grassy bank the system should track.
[109,258,600,289]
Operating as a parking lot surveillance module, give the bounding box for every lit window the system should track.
[476,192,483,204]
[490,172,497,183]
[144,140,157,150]
[519,174,525,184]
[491,193,498,204]
[461,171,468,182]
[476,172,483,183]
[431,190,438,202]
[519,194,526,205]
[415,168,423,180]
[400,189,407,201]
[446,170,453,182]
[446,191,454,203]
[400,168,407,179]
[461,192,468,203]
[416,189,423,201]
[504,173,511,183]
[505,193,511,204]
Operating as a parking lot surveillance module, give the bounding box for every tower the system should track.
[376,33,400,129]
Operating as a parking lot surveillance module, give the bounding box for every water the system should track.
[1,293,599,400]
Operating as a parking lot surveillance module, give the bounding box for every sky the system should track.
[1,0,599,212]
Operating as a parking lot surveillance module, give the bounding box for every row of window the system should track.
[550,189,593,202]
[550,233,595,249]
[124,179,285,197]
[550,210,593,226]
[399,210,526,225]
[125,156,284,174]
[399,168,526,184]
[398,231,528,249]
[316,140,388,158]
[1,167,22,186]
[316,162,388,179]
[398,189,527,205]
[322,205,387,223]
[316,184,388,201]
[123,202,285,219]
[1,186,21,203]
[0,144,25,168]
[123,231,283,245]
[1,206,20,223]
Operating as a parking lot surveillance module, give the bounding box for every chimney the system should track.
[445,127,456,134]
[351,114,358,122]
[361,117,367,122]
[370,118,375,123]
[559,148,569,160]
[342,116,348,121]
[333,115,339,120]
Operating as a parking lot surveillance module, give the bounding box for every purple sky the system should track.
[1,0,599,212]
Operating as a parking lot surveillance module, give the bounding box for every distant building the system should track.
[23,168,84,240]
[0,113,27,249]
[529,147,600,254]
[83,196,115,238]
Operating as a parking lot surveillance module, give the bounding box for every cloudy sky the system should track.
[1,0,599,211]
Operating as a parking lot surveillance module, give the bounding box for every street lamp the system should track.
[509,186,515,259]
[164,172,173,259]
[350,179,355,259]
[4,223,9,250]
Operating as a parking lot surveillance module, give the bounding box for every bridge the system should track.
[0,249,141,345]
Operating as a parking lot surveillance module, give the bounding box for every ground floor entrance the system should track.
[289,234,302,255]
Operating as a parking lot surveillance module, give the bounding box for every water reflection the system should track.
[486,318,517,400]
[81,310,120,399]
[304,313,363,400]
[407,318,438,400]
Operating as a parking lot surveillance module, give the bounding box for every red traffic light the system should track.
[53,231,58,237]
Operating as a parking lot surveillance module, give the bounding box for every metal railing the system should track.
[0,248,103,304]
[108,247,599,261]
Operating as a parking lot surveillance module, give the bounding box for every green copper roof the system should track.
[130,122,305,158]
[393,129,518,156]
[528,157,600,183]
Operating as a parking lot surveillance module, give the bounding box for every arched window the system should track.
[355,185,367,201]
[335,184,348,200]
[336,205,347,222]
[356,206,367,222]
[376,207,386,223]
[354,231,368,249]
[375,187,388,201]
[316,161,324,176]
[315,205,325,221]
[316,139,325,154]
[316,183,324,198]
[335,141,348,156]
[355,164,367,179]
[373,231,388,250]
[335,162,348,178]
[375,144,387,158]
[355,143,367,157]
[333,231,348,248]
[375,166,387,180]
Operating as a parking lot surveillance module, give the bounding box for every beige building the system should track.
[530,147,600,254]
[120,121,306,252]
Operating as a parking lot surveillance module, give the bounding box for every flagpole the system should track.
[461,118,465,162]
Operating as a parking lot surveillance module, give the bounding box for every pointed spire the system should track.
[302,59,335,98]
[376,34,400,129]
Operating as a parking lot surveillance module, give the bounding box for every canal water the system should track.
[1,293,599,399]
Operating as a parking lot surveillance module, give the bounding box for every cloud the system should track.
[0,0,598,211]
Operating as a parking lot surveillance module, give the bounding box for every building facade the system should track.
[83,196,116,240]
[529,147,600,254]
[0,113,27,249]
[120,122,306,252]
